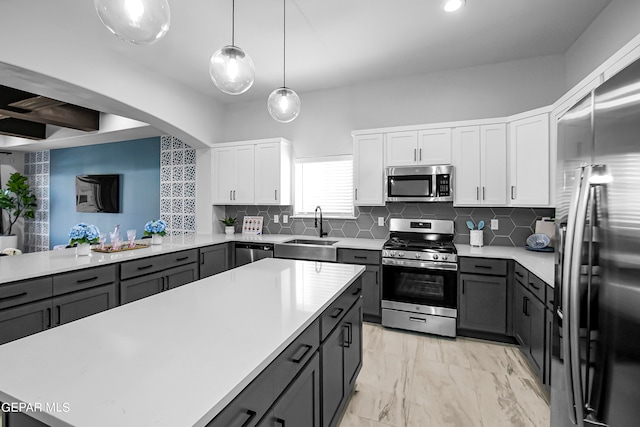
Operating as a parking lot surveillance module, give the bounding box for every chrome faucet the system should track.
[315,206,328,238]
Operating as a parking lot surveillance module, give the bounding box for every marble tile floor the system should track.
[339,323,550,427]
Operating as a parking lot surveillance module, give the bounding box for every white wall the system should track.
[220,54,566,157]
[565,0,640,88]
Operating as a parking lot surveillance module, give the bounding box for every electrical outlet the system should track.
[491,219,499,230]
[283,215,289,224]
[378,217,385,226]
[274,215,279,224]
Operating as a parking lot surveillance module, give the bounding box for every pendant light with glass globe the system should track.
[267,0,301,123]
[209,0,255,95]
[94,0,171,45]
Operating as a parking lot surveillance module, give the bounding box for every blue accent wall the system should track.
[50,137,160,248]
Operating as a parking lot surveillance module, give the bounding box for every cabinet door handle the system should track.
[290,344,313,364]
[76,276,98,284]
[137,264,154,271]
[355,188,358,200]
[275,189,278,201]
[201,253,205,265]
[238,410,257,427]
[229,190,233,200]
[0,292,27,302]
[233,190,236,200]
[275,418,286,427]
[511,186,516,200]
[482,187,485,200]
[347,322,353,344]
[46,307,52,328]
[414,148,417,161]
[161,277,166,291]
[330,307,344,319]
[462,279,465,294]
[56,305,61,325]
[342,325,351,348]
[419,148,422,161]
[524,297,529,316]
[476,187,480,200]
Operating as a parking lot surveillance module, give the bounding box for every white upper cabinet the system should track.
[385,131,418,166]
[508,113,550,206]
[452,124,507,206]
[254,141,292,205]
[385,129,452,166]
[480,124,507,205]
[418,128,452,165]
[353,134,384,206]
[213,144,255,205]
[212,138,292,206]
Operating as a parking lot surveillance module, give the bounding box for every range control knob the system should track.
[441,255,448,261]
[433,254,439,260]
[398,252,405,257]
[414,253,421,259]
[390,251,397,257]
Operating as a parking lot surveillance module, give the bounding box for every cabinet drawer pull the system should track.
[290,344,313,364]
[176,256,189,262]
[342,325,351,348]
[275,418,286,427]
[354,255,367,260]
[529,281,540,290]
[352,287,362,296]
[238,410,257,427]
[137,264,154,270]
[474,264,492,269]
[409,316,427,323]
[330,307,344,318]
[515,271,524,278]
[0,292,27,302]
[76,276,98,284]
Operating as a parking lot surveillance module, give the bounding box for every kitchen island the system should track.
[0,258,365,427]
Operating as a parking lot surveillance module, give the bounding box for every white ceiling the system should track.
[11,0,610,105]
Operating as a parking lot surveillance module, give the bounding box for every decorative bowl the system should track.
[526,233,551,249]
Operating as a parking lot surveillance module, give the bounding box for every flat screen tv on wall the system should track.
[75,174,120,213]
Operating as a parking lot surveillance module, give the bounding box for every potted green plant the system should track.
[0,172,37,251]
[219,217,237,235]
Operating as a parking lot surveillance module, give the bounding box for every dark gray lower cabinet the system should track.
[0,300,51,346]
[458,273,507,334]
[199,244,230,279]
[361,266,381,321]
[120,263,198,304]
[514,282,544,379]
[544,308,552,387]
[322,298,363,427]
[258,353,321,427]
[52,284,116,326]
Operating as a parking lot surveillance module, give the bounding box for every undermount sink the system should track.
[283,238,338,246]
[274,238,339,262]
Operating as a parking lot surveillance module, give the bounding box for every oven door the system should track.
[382,259,457,313]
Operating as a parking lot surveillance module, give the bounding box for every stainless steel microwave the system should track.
[385,165,454,202]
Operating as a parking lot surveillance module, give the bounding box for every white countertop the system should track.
[0,258,365,427]
[455,244,555,286]
[0,233,386,284]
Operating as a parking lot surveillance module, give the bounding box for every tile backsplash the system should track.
[225,203,555,247]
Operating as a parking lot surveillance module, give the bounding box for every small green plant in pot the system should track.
[220,217,237,235]
[0,172,37,250]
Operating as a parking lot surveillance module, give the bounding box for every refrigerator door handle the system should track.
[568,165,595,426]
[562,166,588,426]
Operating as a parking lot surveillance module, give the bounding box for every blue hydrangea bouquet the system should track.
[144,219,167,237]
[69,223,100,246]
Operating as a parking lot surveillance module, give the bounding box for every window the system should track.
[294,155,354,218]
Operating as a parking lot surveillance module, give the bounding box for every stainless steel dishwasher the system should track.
[234,242,274,267]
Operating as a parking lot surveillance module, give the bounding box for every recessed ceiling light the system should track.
[444,0,466,13]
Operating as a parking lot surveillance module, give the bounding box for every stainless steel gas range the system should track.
[381,218,458,337]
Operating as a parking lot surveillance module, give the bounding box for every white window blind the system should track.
[294,156,354,217]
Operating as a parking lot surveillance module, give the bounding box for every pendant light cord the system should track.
[283,0,286,88]
[232,0,236,46]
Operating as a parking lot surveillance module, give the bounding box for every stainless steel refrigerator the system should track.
[552,58,640,426]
